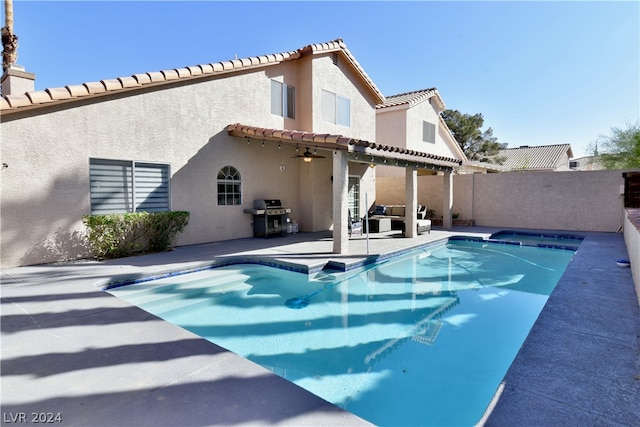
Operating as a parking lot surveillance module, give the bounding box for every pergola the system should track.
[228,123,463,254]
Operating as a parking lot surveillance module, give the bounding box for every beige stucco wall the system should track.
[623,210,640,305]
[1,52,380,267]
[375,99,463,178]
[310,53,377,141]
[376,108,406,149]
[376,170,633,232]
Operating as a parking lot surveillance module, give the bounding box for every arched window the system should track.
[217,166,241,205]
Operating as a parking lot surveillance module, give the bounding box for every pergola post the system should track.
[405,167,417,238]
[443,170,453,230]
[333,150,349,254]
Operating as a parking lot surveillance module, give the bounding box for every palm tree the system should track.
[2,0,19,71]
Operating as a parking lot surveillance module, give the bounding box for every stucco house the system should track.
[375,88,467,177]
[1,39,463,268]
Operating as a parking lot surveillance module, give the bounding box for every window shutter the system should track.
[90,159,133,214]
[134,163,170,212]
[423,121,436,143]
[285,85,295,119]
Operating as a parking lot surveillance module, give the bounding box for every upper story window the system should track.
[423,121,436,144]
[271,80,295,119]
[89,158,170,214]
[217,166,242,206]
[321,89,350,127]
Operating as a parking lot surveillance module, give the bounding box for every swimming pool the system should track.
[489,230,584,250]
[108,237,578,426]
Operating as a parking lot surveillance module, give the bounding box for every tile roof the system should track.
[497,144,574,171]
[227,123,463,168]
[1,39,384,114]
[376,88,446,111]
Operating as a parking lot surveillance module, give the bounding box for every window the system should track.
[271,80,295,119]
[321,90,350,127]
[348,176,360,219]
[423,121,436,144]
[217,166,242,205]
[90,158,170,214]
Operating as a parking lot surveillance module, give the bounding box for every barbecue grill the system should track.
[244,199,292,238]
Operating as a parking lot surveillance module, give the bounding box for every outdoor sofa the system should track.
[366,205,431,234]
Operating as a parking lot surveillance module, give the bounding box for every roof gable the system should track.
[376,88,446,112]
[1,39,384,114]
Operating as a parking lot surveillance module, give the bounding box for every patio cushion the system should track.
[390,206,405,216]
[373,205,387,215]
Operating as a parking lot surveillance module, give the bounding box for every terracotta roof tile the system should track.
[101,79,123,91]
[26,90,53,104]
[1,39,383,114]
[200,64,215,74]
[66,84,89,97]
[84,81,106,94]
[132,73,152,85]
[186,65,203,76]
[5,93,37,108]
[227,123,463,167]
[118,76,140,88]
[46,87,71,100]
[147,71,165,83]
[377,88,445,110]
[161,69,180,81]
[175,68,191,78]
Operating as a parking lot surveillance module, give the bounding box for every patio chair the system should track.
[348,209,363,237]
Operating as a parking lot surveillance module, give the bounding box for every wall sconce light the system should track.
[261,140,265,148]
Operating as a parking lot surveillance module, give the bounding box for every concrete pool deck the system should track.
[1,227,639,426]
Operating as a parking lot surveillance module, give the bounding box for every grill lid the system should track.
[254,199,283,210]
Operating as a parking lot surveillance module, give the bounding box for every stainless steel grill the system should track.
[244,199,292,238]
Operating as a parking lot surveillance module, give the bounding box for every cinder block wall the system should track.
[376,170,635,232]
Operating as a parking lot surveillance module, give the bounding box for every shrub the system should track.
[83,211,189,259]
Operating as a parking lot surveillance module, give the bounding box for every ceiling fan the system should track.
[292,147,326,163]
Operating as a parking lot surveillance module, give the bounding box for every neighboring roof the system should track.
[376,88,446,111]
[460,160,510,173]
[497,144,574,171]
[1,38,384,115]
[227,123,463,169]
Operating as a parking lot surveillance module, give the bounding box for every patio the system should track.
[1,227,639,426]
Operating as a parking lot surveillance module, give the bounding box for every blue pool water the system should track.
[108,238,577,426]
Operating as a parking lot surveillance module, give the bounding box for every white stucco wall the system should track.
[1,52,380,267]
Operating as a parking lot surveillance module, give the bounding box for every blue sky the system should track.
[5,1,639,157]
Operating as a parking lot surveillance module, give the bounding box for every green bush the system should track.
[83,211,189,259]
